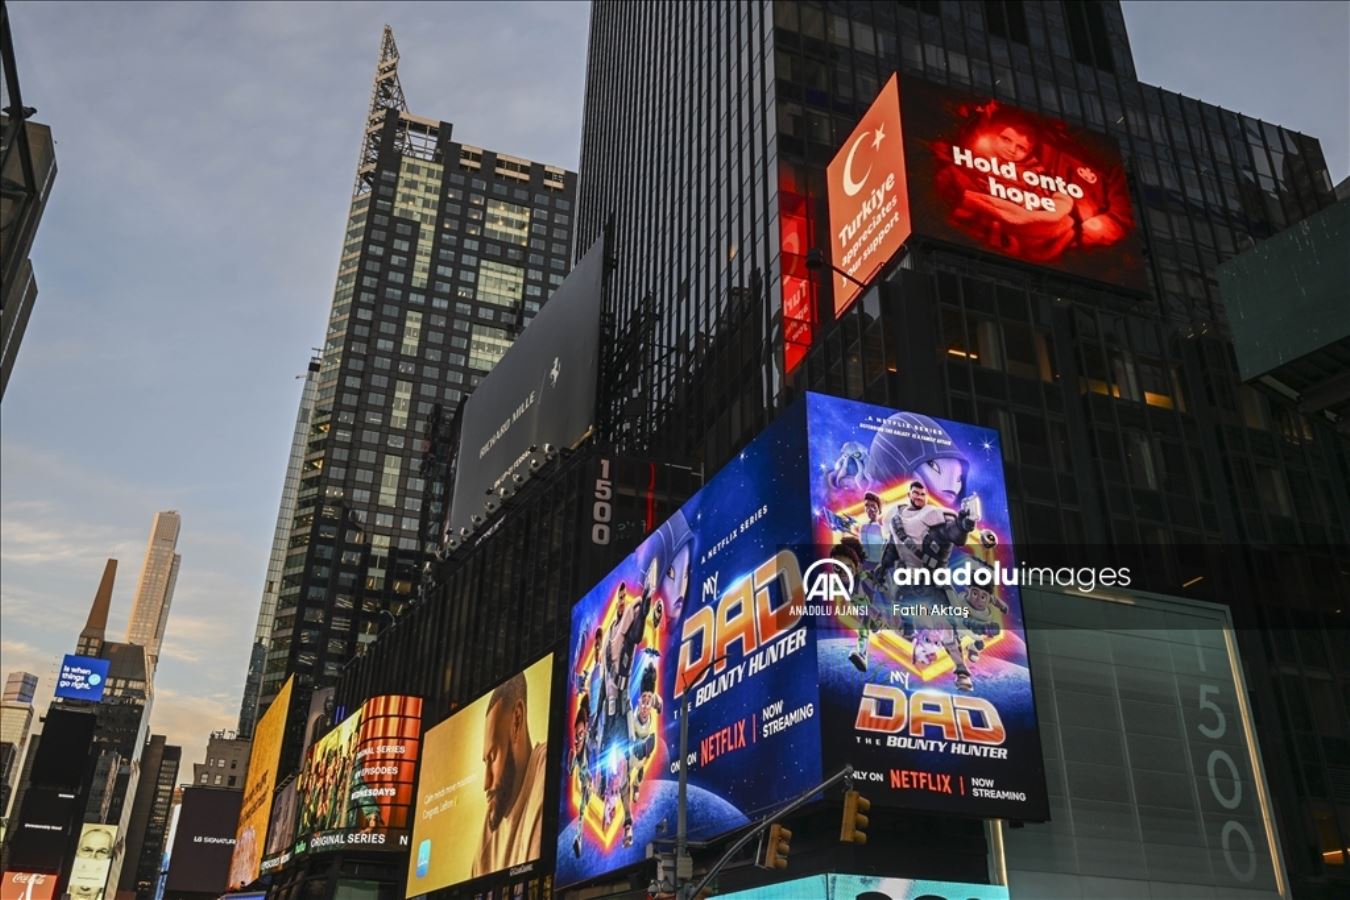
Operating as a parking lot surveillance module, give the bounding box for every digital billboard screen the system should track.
[556,393,1047,886]
[406,655,553,896]
[54,656,110,703]
[7,787,77,872]
[295,694,423,857]
[165,788,241,894]
[809,394,1047,820]
[826,72,912,317]
[447,235,606,541]
[0,872,55,900]
[718,873,1008,900]
[67,823,117,900]
[258,780,296,874]
[557,401,823,888]
[902,77,1146,292]
[825,75,1146,316]
[228,676,292,889]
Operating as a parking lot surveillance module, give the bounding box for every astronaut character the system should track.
[627,665,663,805]
[568,705,594,858]
[598,564,663,848]
[827,441,873,493]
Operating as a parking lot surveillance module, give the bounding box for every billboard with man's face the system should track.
[67,824,117,900]
[405,655,554,897]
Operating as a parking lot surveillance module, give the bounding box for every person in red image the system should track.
[934,101,1133,263]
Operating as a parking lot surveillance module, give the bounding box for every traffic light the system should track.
[758,823,793,869]
[840,789,870,844]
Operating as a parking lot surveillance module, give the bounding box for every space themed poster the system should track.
[807,392,1049,822]
[556,401,823,886]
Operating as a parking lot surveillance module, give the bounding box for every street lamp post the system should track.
[673,655,730,898]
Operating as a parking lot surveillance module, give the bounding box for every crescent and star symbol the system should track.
[842,122,886,197]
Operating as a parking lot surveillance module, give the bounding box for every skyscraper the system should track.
[572,2,1345,895]
[249,26,578,729]
[238,357,320,739]
[0,673,38,828]
[126,511,182,672]
[119,735,181,900]
[77,559,117,658]
[339,4,1344,898]
[0,7,58,401]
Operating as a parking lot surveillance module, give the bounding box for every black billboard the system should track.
[29,709,96,791]
[6,787,78,872]
[446,235,606,540]
[164,788,242,895]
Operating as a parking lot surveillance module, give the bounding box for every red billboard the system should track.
[0,872,55,900]
[826,73,912,317]
[823,74,1146,318]
[903,77,1146,290]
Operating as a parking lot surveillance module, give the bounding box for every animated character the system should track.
[831,537,886,673]
[627,664,663,804]
[827,441,873,493]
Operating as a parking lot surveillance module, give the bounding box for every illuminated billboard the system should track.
[165,788,241,894]
[0,872,55,900]
[826,73,912,317]
[556,393,1046,886]
[54,656,110,702]
[228,676,292,889]
[825,75,1146,318]
[294,694,423,856]
[67,823,117,900]
[258,780,296,874]
[718,873,1008,900]
[903,77,1145,292]
[809,394,1046,820]
[405,655,553,896]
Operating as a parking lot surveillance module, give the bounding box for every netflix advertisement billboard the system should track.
[826,74,1146,317]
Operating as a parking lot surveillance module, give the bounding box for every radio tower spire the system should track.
[354,24,410,195]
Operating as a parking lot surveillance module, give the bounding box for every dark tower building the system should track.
[118,735,180,900]
[244,23,577,760]
[0,5,58,402]
[571,2,1346,897]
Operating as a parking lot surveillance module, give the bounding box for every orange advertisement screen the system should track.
[826,72,912,317]
[0,872,55,900]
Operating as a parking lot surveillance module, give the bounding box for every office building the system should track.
[125,510,183,672]
[0,674,38,832]
[336,3,1346,899]
[572,3,1346,896]
[119,735,180,900]
[248,24,577,741]
[190,731,250,790]
[0,7,58,401]
[238,357,321,739]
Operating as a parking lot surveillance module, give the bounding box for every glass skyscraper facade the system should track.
[574,2,1346,897]
[249,28,577,736]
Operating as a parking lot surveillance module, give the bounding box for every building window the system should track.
[478,260,525,308]
[391,381,412,430]
[484,199,531,246]
[379,456,402,507]
[401,311,422,355]
[469,325,513,371]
